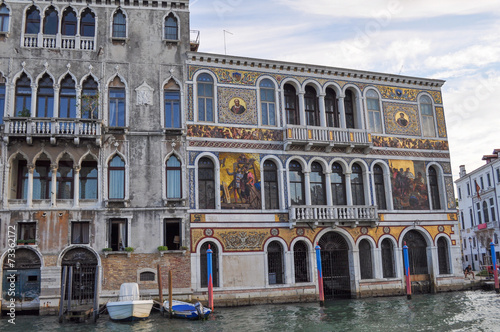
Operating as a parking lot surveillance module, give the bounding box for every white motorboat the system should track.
[163,299,212,319]
[106,283,154,321]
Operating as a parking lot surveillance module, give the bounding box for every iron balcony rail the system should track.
[284,125,372,151]
[473,220,499,232]
[5,118,101,137]
[290,205,379,227]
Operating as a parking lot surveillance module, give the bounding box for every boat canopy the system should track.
[119,283,140,301]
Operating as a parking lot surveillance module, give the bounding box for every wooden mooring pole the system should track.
[157,265,164,303]
[58,266,67,323]
[168,270,173,318]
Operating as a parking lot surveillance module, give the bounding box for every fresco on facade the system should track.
[218,87,257,125]
[383,102,420,136]
[187,125,282,141]
[390,160,429,210]
[372,136,449,151]
[220,153,261,209]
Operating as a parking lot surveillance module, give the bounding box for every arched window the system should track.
[420,95,435,137]
[43,6,58,35]
[112,9,126,38]
[381,239,395,278]
[108,155,125,199]
[351,163,365,205]
[428,166,440,210]
[57,157,73,199]
[289,160,304,205]
[284,84,298,125]
[81,76,98,119]
[198,157,215,209]
[293,241,309,283]
[108,77,126,127]
[36,74,54,118]
[15,73,32,117]
[59,75,76,118]
[359,239,373,279]
[366,90,382,133]
[164,14,178,40]
[263,160,279,210]
[373,164,387,210]
[200,242,219,287]
[80,156,98,199]
[403,230,428,275]
[164,80,181,128]
[197,74,214,122]
[268,241,284,284]
[0,75,5,125]
[0,4,11,33]
[437,237,450,274]
[61,7,77,36]
[344,89,355,129]
[325,88,339,128]
[166,155,181,199]
[490,198,496,222]
[260,79,276,126]
[310,162,325,205]
[304,86,319,126]
[331,162,346,205]
[80,8,95,37]
[33,157,51,200]
[25,6,41,34]
[483,201,490,223]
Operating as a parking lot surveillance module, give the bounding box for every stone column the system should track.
[345,171,353,206]
[338,95,346,128]
[319,93,326,127]
[51,164,58,207]
[325,171,333,206]
[304,171,311,206]
[298,91,306,126]
[73,166,81,207]
[27,164,34,208]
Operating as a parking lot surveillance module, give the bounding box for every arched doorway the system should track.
[61,248,98,306]
[200,242,219,288]
[402,230,428,275]
[319,232,351,299]
[2,248,41,314]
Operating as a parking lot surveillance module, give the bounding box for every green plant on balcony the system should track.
[79,93,99,120]
[124,247,134,252]
[17,108,31,117]
[102,247,113,252]
[17,239,36,245]
[157,246,168,252]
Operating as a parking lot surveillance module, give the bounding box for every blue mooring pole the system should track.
[207,245,214,310]
[403,242,411,299]
[315,244,324,306]
[490,240,499,293]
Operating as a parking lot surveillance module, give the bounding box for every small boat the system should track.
[163,300,212,319]
[106,283,154,321]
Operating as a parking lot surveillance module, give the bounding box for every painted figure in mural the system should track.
[390,161,429,210]
[231,98,246,114]
[396,112,408,127]
[227,167,244,203]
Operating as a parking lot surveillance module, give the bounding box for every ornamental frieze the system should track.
[435,107,447,138]
[219,230,268,250]
[372,136,449,151]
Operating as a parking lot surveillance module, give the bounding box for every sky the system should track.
[189,0,500,182]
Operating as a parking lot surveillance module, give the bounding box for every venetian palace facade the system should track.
[0,0,462,315]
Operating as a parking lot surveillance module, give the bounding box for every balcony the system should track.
[289,205,379,228]
[4,118,102,145]
[474,220,499,232]
[284,125,372,153]
[23,33,96,51]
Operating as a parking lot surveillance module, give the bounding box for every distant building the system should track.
[455,150,500,270]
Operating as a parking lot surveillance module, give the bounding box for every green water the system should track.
[1,291,500,332]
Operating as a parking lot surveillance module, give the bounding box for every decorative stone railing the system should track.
[289,205,379,228]
[23,33,96,51]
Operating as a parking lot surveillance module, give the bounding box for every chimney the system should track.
[459,165,466,178]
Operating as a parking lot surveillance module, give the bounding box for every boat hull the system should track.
[163,300,212,319]
[107,300,154,321]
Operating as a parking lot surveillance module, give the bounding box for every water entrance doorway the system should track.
[319,232,351,299]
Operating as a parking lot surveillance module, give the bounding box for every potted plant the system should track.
[17,108,31,117]
[102,248,113,252]
[157,246,168,252]
[16,239,25,245]
[25,239,36,245]
[124,247,134,252]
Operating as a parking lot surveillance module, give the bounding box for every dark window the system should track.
[351,163,365,205]
[477,203,482,224]
[197,74,214,122]
[81,77,98,119]
[198,158,215,209]
[166,156,181,199]
[80,9,95,37]
[0,4,10,32]
[109,219,127,251]
[497,168,500,183]
[293,241,309,283]
[80,160,98,199]
[109,87,125,127]
[461,212,465,230]
[403,230,428,275]
[37,74,54,118]
[381,239,395,278]
[25,6,40,34]
[57,160,73,199]
[59,75,76,118]
[71,222,89,244]
[458,187,462,200]
[429,167,440,210]
[264,160,279,210]
[200,242,219,287]
[16,160,28,199]
[260,79,276,126]
[140,272,155,281]
[437,237,450,274]
[331,162,346,205]
[112,10,126,38]
[268,241,284,284]
[359,239,373,279]
[469,209,474,227]
[15,73,32,117]
[374,165,387,209]
[108,155,125,199]
[490,198,496,222]
[61,8,77,36]
[467,183,470,196]
[163,219,181,250]
[483,201,490,223]
[164,90,181,128]
[289,161,304,205]
[18,222,36,241]
[480,177,484,190]
[310,162,325,205]
[325,88,339,128]
[0,81,5,125]
[344,89,355,129]
[284,84,298,125]
[33,160,51,199]
[164,14,178,40]
[304,86,319,126]
[43,6,58,35]
[487,173,491,187]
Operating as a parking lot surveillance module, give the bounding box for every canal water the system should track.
[1,290,500,332]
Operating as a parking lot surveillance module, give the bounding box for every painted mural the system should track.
[383,102,421,136]
[187,125,283,141]
[390,160,429,210]
[435,107,447,138]
[218,87,257,125]
[372,136,449,151]
[219,153,261,209]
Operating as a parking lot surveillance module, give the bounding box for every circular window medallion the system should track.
[360,227,368,235]
[270,228,279,236]
[383,226,390,234]
[296,228,305,236]
[204,229,213,237]
[438,226,444,233]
